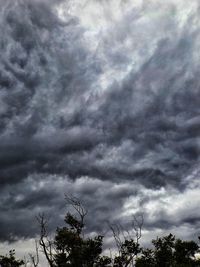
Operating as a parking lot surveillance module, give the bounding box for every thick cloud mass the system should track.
[1,0,200,246]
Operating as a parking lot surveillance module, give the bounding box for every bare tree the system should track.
[36,195,143,267]
[36,195,88,267]
[64,194,88,236]
[36,213,55,267]
[28,240,40,267]
[109,214,144,267]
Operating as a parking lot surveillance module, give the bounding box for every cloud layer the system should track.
[0,0,200,248]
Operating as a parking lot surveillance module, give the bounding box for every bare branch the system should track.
[36,213,55,267]
[65,194,88,235]
[109,214,144,267]
[109,223,124,254]
[28,240,39,267]
[132,214,144,244]
[65,195,88,218]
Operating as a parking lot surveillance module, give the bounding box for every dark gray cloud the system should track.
[1,0,200,248]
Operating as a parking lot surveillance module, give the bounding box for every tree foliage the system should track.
[37,196,142,267]
[1,197,200,267]
[0,249,24,267]
[135,233,200,267]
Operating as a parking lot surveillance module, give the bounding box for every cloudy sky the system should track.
[1,0,200,262]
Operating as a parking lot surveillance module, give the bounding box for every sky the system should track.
[1,0,200,263]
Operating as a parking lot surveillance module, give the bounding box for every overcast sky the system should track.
[1,0,200,263]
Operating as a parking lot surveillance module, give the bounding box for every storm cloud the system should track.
[1,0,200,252]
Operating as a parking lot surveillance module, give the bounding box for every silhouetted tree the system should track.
[0,249,24,267]
[135,233,200,267]
[37,196,110,267]
[28,240,40,267]
[1,199,200,267]
[38,196,142,267]
[110,215,143,267]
